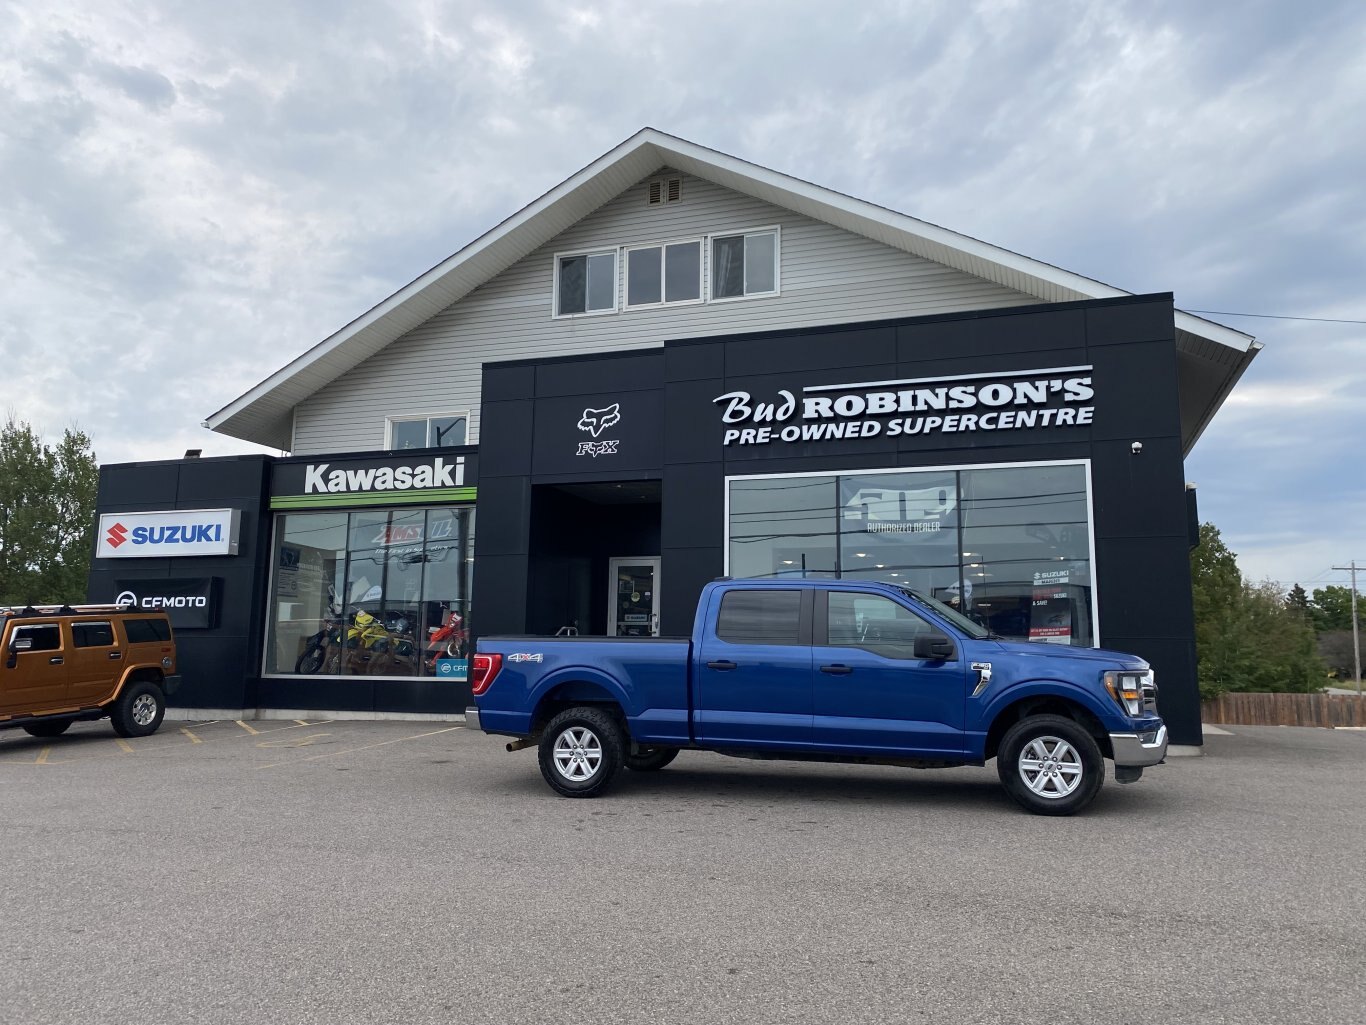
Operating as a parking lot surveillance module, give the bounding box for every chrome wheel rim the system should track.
[1019,735,1083,799]
[552,726,602,782]
[131,694,158,727]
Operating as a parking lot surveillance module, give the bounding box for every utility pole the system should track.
[1331,560,1362,697]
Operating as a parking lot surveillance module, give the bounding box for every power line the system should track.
[1186,310,1366,325]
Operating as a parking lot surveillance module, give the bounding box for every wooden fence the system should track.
[1201,692,1366,728]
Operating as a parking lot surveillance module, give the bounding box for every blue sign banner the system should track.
[434,658,469,682]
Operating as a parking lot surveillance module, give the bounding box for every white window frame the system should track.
[722,459,1100,647]
[623,238,705,311]
[552,247,619,319]
[385,412,470,450]
[706,225,781,304]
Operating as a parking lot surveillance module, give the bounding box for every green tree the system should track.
[1310,585,1359,633]
[1190,523,1325,698]
[0,417,100,605]
[1285,583,1310,616]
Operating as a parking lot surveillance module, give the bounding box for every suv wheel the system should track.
[997,713,1103,816]
[537,707,625,798]
[111,680,166,738]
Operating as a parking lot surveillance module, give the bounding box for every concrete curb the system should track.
[164,708,466,723]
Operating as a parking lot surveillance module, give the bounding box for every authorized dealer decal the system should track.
[714,366,1096,446]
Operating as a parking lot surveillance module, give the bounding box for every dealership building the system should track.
[88,129,1259,746]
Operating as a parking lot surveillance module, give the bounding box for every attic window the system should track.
[647,177,682,205]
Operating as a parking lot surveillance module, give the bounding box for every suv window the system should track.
[124,618,171,643]
[716,590,801,645]
[12,624,62,652]
[73,622,116,647]
[827,592,932,660]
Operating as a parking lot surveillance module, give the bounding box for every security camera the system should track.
[1131,441,1143,454]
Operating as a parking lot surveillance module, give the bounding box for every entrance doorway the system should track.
[608,557,660,636]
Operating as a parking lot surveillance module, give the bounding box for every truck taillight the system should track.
[471,653,502,696]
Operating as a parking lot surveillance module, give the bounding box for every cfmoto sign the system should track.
[112,578,218,629]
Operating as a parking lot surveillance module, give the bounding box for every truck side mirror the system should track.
[914,633,955,661]
[9,636,33,653]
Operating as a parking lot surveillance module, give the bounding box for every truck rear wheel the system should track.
[624,747,679,772]
[111,680,166,739]
[997,713,1103,816]
[538,707,625,798]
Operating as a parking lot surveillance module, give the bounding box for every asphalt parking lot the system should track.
[1,719,1363,1025]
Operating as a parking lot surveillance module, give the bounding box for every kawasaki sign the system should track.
[96,509,240,558]
[270,450,478,509]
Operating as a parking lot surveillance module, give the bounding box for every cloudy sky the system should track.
[2,0,1362,589]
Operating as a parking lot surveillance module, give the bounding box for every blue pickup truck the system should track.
[466,578,1167,815]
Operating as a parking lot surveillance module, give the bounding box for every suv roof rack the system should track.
[0,603,133,617]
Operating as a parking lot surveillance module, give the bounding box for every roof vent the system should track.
[647,177,682,205]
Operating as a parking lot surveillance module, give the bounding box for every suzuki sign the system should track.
[97,509,240,559]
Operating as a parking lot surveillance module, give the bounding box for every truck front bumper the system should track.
[464,706,481,731]
[1109,724,1167,766]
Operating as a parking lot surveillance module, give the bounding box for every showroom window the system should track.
[625,240,702,307]
[264,506,475,678]
[711,228,779,300]
[387,413,468,450]
[726,462,1095,646]
[555,249,618,316]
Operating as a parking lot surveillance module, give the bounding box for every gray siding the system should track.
[293,170,1038,454]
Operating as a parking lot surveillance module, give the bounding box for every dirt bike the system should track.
[425,608,468,671]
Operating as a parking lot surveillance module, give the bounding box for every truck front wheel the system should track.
[997,713,1103,816]
[538,707,625,798]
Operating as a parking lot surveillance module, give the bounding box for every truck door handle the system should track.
[706,660,737,671]
[109,651,123,660]
[819,664,853,675]
[49,657,64,665]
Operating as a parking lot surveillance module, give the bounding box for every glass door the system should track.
[608,557,660,636]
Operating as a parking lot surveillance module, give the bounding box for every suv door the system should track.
[811,590,967,756]
[1,622,70,715]
[67,620,122,704]
[695,587,814,748]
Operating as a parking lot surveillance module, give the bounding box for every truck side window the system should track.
[716,590,802,645]
[827,593,931,660]
[12,624,62,652]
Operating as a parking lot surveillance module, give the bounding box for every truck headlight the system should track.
[1104,670,1155,717]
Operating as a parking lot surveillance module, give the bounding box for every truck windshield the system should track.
[898,588,992,640]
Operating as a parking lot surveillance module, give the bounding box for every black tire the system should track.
[624,746,679,772]
[537,707,625,798]
[295,646,326,674]
[997,713,1103,816]
[110,680,166,739]
[23,720,72,738]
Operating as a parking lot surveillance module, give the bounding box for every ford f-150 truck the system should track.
[466,579,1167,815]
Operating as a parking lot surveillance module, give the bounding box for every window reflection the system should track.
[728,463,1094,646]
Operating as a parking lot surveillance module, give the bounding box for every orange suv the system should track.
[1,604,180,738]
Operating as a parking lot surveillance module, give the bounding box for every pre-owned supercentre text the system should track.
[714,366,1095,446]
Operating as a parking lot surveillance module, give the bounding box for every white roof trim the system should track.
[205,127,1257,447]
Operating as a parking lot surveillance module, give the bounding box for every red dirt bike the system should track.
[425,608,468,671]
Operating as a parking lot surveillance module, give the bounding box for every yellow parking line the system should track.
[235,720,260,735]
[35,747,52,765]
[294,719,309,726]
[115,738,135,754]
[180,727,202,744]
[256,726,463,770]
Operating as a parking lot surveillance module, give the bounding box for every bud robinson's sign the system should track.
[714,366,1095,447]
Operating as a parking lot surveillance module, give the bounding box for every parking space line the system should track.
[256,726,463,770]
[180,727,203,744]
[115,739,135,754]
[235,720,260,735]
[35,747,53,765]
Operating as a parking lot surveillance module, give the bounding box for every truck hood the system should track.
[986,638,1148,669]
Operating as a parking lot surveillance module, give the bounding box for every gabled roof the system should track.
[205,127,1258,451]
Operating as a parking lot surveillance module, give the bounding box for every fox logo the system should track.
[578,403,621,438]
